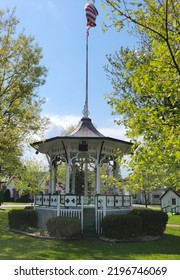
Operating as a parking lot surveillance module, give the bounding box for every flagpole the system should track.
[83,1,98,118]
[83,28,89,118]
[86,28,89,118]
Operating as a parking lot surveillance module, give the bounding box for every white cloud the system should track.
[99,126,128,141]
[44,114,129,141]
[44,114,80,138]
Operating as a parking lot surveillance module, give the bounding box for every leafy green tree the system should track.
[101,0,180,191]
[0,8,48,178]
[14,159,48,196]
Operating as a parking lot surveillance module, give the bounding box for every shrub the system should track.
[3,189,10,202]
[132,208,168,236]
[0,191,3,205]
[8,209,38,230]
[46,216,81,239]
[101,214,143,240]
[24,206,34,210]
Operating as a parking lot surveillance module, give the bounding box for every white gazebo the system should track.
[31,117,133,236]
[31,2,133,237]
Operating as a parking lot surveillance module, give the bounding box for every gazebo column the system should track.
[72,163,76,194]
[52,162,57,194]
[49,158,53,194]
[84,161,88,195]
[96,162,100,194]
[113,160,119,179]
[65,163,70,194]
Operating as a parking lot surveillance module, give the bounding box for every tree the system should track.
[102,0,180,191]
[14,159,48,196]
[0,8,48,178]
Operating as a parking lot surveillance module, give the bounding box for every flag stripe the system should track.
[84,2,98,28]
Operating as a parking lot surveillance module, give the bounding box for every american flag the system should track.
[84,2,98,32]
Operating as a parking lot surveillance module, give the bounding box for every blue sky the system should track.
[1,0,136,140]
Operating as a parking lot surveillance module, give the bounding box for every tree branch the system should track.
[105,0,180,75]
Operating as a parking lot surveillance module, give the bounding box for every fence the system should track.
[34,194,132,232]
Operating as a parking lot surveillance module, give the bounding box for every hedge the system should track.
[131,208,168,236]
[8,209,38,230]
[102,214,143,240]
[46,216,81,239]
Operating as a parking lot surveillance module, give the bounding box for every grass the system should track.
[0,210,180,260]
[147,205,161,210]
[168,214,180,225]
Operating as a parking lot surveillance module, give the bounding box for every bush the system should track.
[0,191,3,205]
[46,216,81,239]
[3,189,11,202]
[16,194,33,203]
[132,208,168,236]
[101,214,143,240]
[8,209,38,230]
[24,206,34,210]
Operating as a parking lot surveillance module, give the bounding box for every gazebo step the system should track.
[83,229,97,238]
[83,207,96,237]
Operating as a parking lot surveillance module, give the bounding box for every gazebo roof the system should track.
[30,117,133,156]
[68,117,104,137]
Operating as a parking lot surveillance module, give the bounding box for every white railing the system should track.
[35,194,132,234]
[96,210,103,234]
[59,208,81,218]
[35,194,132,208]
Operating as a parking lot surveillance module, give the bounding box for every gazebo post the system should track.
[113,160,119,179]
[65,163,70,194]
[96,162,100,194]
[72,163,76,194]
[84,161,88,195]
[53,163,57,194]
[49,159,53,194]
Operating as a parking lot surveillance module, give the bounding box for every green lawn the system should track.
[0,210,180,260]
[168,214,180,225]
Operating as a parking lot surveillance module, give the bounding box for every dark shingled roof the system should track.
[68,117,104,137]
[30,117,133,155]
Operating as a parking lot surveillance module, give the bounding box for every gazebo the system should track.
[31,116,133,236]
[31,2,133,237]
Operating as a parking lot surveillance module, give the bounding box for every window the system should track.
[154,195,160,198]
[172,198,176,205]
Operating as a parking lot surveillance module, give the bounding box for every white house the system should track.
[160,189,180,214]
[132,188,165,205]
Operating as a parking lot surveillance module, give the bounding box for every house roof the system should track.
[160,188,180,200]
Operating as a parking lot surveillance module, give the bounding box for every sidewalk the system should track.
[0,203,33,208]
[167,224,180,227]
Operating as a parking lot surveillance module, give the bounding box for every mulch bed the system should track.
[9,228,162,242]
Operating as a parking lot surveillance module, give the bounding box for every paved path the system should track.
[167,224,180,227]
[0,203,33,208]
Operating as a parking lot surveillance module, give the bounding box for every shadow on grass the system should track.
[0,211,180,260]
